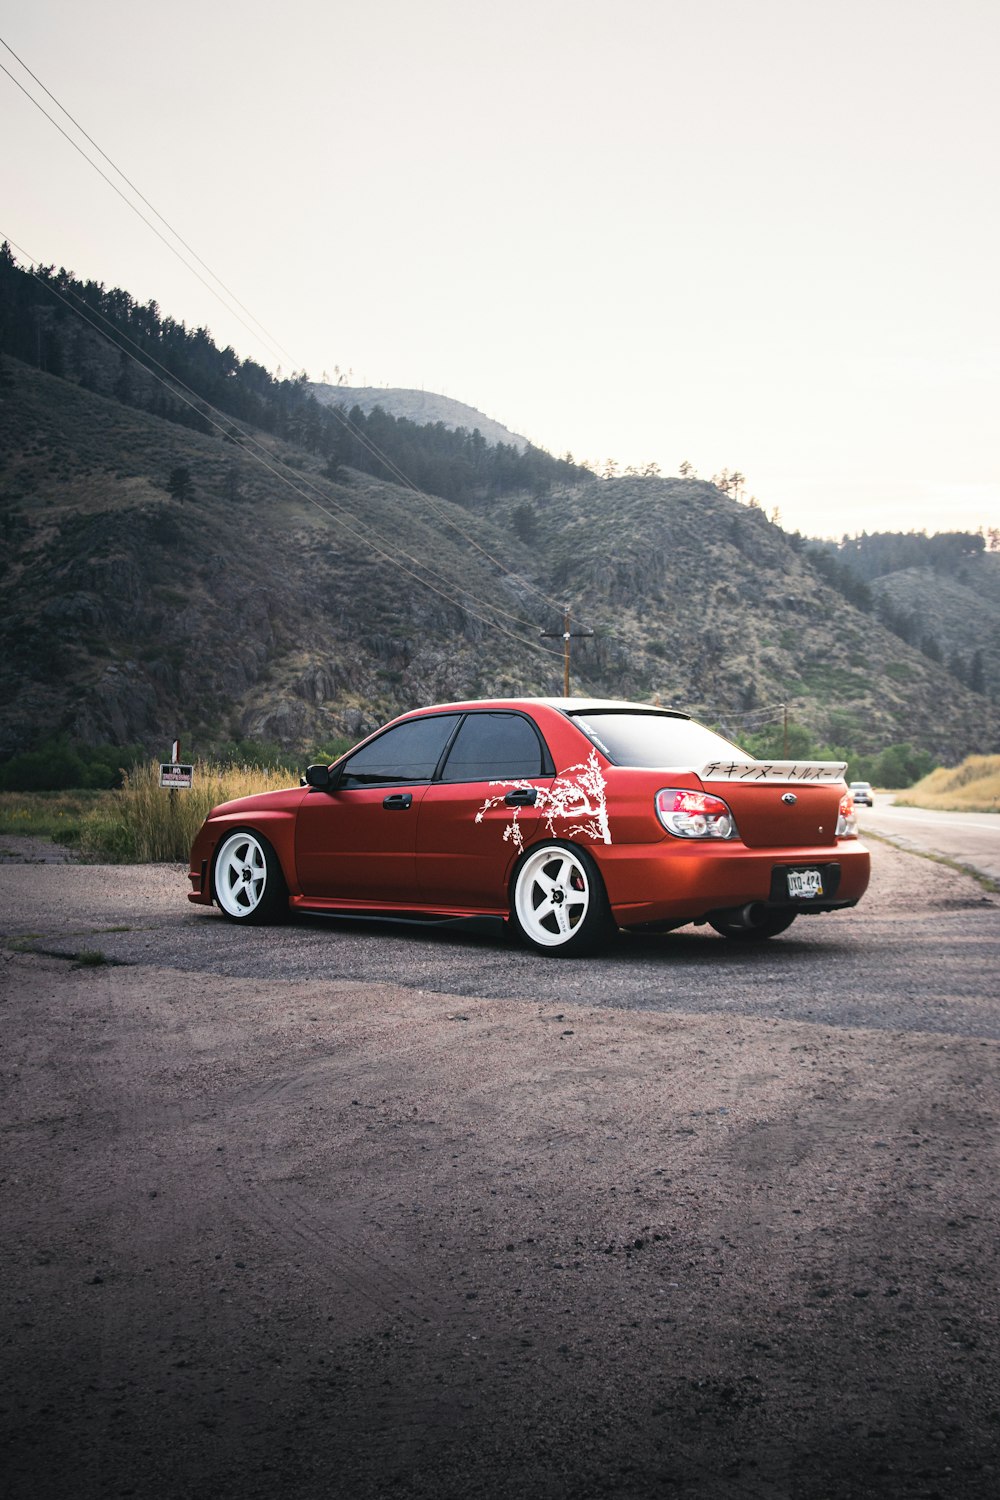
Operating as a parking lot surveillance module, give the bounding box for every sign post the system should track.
[160,738,194,791]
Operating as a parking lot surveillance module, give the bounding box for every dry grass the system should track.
[78,760,296,863]
[896,754,1000,812]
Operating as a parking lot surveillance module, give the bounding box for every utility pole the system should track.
[541,605,594,697]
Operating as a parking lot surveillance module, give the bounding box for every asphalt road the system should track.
[3,839,999,1500]
[2,837,998,1038]
[859,795,1000,884]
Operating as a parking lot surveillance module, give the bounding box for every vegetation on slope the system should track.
[896,755,1000,813]
[2,247,998,782]
[806,530,1000,698]
[0,245,587,504]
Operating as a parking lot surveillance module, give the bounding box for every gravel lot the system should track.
[1,840,999,1499]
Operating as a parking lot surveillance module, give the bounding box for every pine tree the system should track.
[168,465,193,502]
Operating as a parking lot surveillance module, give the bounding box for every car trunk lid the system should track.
[698,760,847,850]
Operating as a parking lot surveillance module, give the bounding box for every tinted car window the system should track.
[341,714,461,786]
[569,711,752,768]
[440,712,545,782]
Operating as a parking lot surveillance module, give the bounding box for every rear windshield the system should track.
[569,711,751,769]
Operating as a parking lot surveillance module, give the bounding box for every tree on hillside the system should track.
[0,247,591,510]
[168,465,193,502]
[970,649,987,695]
[511,503,537,544]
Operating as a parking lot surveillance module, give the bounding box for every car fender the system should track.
[202,811,301,899]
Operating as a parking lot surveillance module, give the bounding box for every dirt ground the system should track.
[1,844,999,1499]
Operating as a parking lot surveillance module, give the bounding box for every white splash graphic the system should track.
[475,750,611,852]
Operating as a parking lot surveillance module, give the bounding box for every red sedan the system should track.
[188,698,870,957]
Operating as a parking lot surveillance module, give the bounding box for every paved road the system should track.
[858,794,1000,884]
[2,837,998,1038]
[3,839,999,1500]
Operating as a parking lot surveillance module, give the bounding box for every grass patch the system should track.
[78,759,297,863]
[797,666,869,697]
[896,754,1000,813]
[864,830,999,894]
[0,789,111,842]
[75,949,108,967]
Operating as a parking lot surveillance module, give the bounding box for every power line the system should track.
[3,239,570,668]
[0,36,296,366]
[0,37,582,625]
[315,397,574,617]
[0,237,554,639]
[0,55,294,371]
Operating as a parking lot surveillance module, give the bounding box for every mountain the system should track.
[806,534,1000,699]
[2,351,998,767]
[870,560,1000,693]
[310,384,530,452]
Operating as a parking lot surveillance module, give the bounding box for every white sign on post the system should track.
[160,763,194,789]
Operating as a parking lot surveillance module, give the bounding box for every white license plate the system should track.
[787,869,823,899]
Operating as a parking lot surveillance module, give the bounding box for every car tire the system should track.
[213,828,288,925]
[707,906,797,942]
[510,841,613,957]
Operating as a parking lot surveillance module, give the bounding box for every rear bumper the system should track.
[596,839,871,926]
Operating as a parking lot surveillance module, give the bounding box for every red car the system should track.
[188,698,870,957]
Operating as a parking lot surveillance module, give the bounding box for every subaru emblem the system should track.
[781,792,797,805]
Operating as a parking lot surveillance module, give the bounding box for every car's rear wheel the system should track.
[707,905,797,942]
[510,842,612,957]
[213,829,287,924]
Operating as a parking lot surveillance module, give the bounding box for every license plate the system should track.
[787,868,823,899]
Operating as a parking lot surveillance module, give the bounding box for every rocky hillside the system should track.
[2,354,998,765]
[870,558,1000,696]
[310,383,529,451]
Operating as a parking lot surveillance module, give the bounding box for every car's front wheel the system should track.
[510,842,612,957]
[707,905,797,942]
[213,829,288,924]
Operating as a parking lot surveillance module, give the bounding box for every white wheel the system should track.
[511,842,611,957]
[213,829,286,924]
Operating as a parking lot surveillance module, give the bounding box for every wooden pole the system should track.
[541,607,594,698]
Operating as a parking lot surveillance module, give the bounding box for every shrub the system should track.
[0,737,144,791]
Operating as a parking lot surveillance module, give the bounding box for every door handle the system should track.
[504,787,538,807]
[382,792,413,810]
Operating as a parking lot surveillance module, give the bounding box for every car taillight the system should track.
[836,791,858,839]
[655,788,739,840]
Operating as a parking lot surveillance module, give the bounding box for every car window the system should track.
[341,714,461,786]
[569,711,752,768]
[440,711,546,782]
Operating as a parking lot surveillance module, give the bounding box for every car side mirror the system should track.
[304,763,343,791]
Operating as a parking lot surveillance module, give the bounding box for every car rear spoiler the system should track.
[699,759,848,784]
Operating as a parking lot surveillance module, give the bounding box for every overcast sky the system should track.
[2,0,997,538]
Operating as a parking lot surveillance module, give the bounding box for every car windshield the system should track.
[568,711,751,768]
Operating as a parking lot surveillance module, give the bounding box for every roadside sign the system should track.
[160,763,194,789]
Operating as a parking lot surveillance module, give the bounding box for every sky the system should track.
[1,0,997,539]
